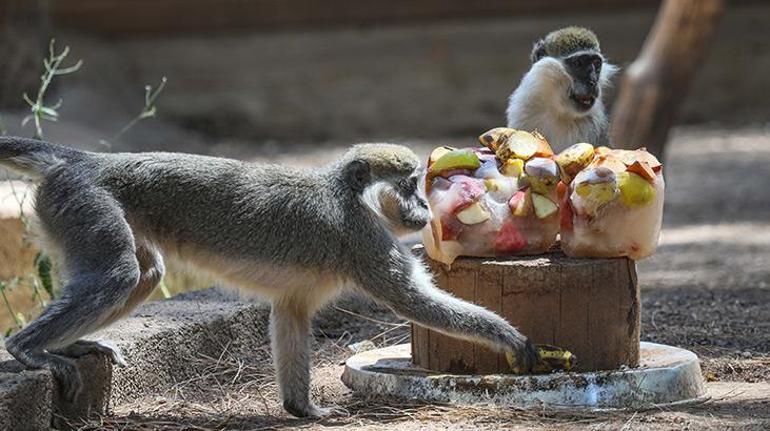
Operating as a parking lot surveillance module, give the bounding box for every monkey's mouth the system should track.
[569,93,596,112]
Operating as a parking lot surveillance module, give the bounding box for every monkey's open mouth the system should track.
[570,93,596,112]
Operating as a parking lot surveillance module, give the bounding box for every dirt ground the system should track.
[75,125,769,430]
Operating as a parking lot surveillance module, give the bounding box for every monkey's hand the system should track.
[504,337,541,374]
[354,250,542,374]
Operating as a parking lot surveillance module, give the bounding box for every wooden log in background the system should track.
[411,246,640,374]
[610,0,725,158]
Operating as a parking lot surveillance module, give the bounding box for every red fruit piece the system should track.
[559,189,574,231]
[494,221,527,253]
[441,216,463,240]
[447,177,486,213]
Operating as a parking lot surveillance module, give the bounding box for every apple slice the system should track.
[501,158,524,177]
[478,127,514,151]
[494,221,527,253]
[575,182,617,204]
[626,160,656,182]
[532,193,558,219]
[617,172,656,207]
[429,149,481,176]
[456,201,491,225]
[555,142,595,183]
[588,154,627,173]
[525,157,560,179]
[428,146,455,168]
[509,188,532,217]
[447,177,487,214]
[495,130,541,162]
[531,130,554,157]
[614,148,663,172]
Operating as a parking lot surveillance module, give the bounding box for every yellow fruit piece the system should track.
[456,201,491,225]
[532,193,558,219]
[495,130,540,161]
[501,159,524,177]
[555,142,595,183]
[506,344,575,374]
[429,146,454,166]
[575,182,617,204]
[509,189,531,217]
[483,179,499,192]
[617,172,656,207]
[429,149,481,175]
[527,176,556,195]
[478,127,513,151]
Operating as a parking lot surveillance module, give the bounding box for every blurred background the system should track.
[0,0,768,156]
[0,0,768,366]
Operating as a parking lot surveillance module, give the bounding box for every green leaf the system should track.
[36,253,55,299]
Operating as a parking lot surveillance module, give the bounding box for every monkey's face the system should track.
[563,52,603,114]
[376,171,431,236]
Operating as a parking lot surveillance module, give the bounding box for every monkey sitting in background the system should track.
[0,137,538,418]
[506,26,618,151]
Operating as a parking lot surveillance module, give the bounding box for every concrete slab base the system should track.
[342,342,707,409]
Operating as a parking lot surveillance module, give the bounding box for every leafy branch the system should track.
[22,39,83,139]
[101,76,168,147]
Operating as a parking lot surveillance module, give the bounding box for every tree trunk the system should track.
[609,0,725,158]
[412,246,640,374]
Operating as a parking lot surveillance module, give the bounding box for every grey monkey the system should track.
[506,26,618,151]
[0,137,539,417]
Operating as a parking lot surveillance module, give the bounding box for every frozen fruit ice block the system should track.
[421,128,561,265]
[557,145,664,260]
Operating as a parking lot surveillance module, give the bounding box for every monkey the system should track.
[0,136,539,418]
[506,26,618,151]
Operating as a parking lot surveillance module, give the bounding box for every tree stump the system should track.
[411,245,640,374]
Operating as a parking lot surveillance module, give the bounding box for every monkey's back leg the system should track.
[4,182,160,400]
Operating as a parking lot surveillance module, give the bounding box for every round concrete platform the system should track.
[341,342,706,409]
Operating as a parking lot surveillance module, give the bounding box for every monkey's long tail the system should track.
[0,136,84,178]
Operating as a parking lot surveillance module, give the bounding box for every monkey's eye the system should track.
[400,177,417,194]
[592,57,603,72]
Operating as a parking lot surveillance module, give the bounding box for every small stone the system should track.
[347,340,376,354]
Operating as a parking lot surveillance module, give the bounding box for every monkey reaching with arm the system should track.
[0,137,539,417]
[506,26,618,151]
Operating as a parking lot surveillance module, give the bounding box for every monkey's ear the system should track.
[531,40,547,63]
[345,159,371,192]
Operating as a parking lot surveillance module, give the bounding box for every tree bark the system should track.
[412,246,640,374]
[609,0,725,158]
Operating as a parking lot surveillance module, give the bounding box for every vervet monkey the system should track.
[0,137,539,418]
[506,26,618,151]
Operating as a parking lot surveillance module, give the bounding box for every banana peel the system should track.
[506,344,575,374]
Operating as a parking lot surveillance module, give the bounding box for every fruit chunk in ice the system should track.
[429,149,481,176]
[555,142,595,183]
[561,148,665,260]
[532,193,558,219]
[617,172,655,207]
[456,201,491,225]
[494,221,527,253]
[509,189,531,217]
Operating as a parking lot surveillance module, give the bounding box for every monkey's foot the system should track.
[51,340,127,367]
[283,400,334,418]
[50,357,84,402]
[506,338,541,374]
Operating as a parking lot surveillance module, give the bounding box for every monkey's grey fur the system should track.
[0,136,538,418]
[506,27,618,151]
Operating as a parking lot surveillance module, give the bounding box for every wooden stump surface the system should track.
[411,245,640,374]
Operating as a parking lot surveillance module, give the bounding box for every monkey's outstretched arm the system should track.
[353,246,539,371]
